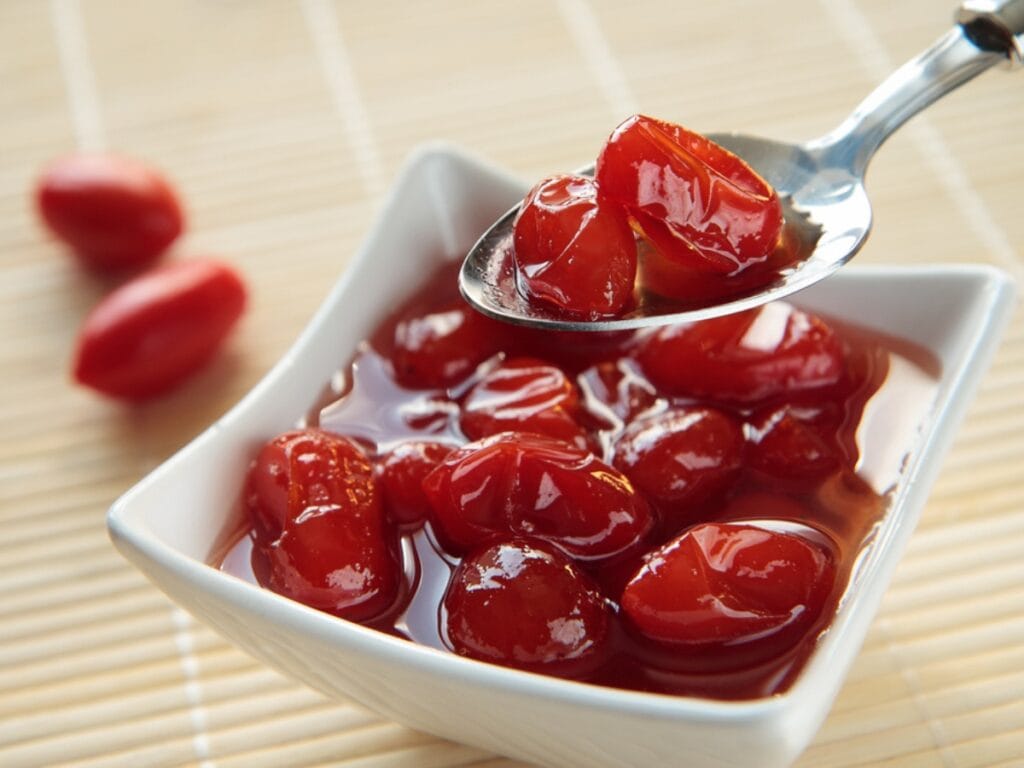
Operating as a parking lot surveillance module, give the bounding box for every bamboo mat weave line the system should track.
[1,1,1022,766]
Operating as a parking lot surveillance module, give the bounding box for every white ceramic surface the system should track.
[107,145,1016,768]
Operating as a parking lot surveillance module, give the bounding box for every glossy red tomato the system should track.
[36,153,184,271]
[72,259,246,400]
[621,523,835,651]
[513,174,636,318]
[612,407,744,514]
[635,229,799,305]
[422,432,652,563]
[245,429,400,622]
[596,115,782,274]
[377,441,453,527]
[459,357,588,447]
[636,303,845,404]
[577,359,660,425]
[747,405,842,485]
[226,256,905,698]
[444,538,611,674]
[389,299,509,389]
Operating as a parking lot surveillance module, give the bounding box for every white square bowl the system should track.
[107,145,1016,768]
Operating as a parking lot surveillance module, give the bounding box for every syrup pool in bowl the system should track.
[217,258,939,701]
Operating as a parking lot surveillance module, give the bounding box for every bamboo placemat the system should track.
[2,1,1022,766]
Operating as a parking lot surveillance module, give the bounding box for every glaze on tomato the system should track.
[597,115,783,275]
[459,357,588,448]
[444,539,612,675]
[244,430,400,622]
[422,431,652,563]
[507,115,792,319]
[513,174,637,318]
[226,261,934,700]
[621,523,836,661]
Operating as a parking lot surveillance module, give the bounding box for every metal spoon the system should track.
[460,0,1023,332]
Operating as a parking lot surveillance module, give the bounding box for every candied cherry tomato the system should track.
[459,357,588,447]
[512,174,636,318]
[36,153,184,271]
[444,538,611,674]
[389,299,509,389]
[244,429,399,622]
[72,259,246,400]
[637,303,845,404]
[577,359,660,425]
[612,407,743,515]
[596,114,783,274]
[621,523,835,652]
[377,441,453,527]
[422,432,652,563]
[635,228,800,305]
[748,405,842,485]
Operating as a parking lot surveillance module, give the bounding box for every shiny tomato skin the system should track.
[36,153,184,270]
[245,429,400,622]
[389,300,508,389]
[444,538,611,674]
[72,259,246,400]
[636,303,845,405]
[513,174,636,318]
[747,405,842,485]
[635,227,799,305]
[459,357,588,448]
[577,358,660,425]
[422,432,652,563]
[377,441,453,527]
[612,407,744,514]
[244,429,371,537]
[621,522,835,650]
[596,115,782,274]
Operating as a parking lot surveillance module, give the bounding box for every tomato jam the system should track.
[510,115,801,319]
[221,260,938,700]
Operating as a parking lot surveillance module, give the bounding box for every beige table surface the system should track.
[2,2,1023,766]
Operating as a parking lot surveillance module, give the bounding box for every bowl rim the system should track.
[107,143,1018,729]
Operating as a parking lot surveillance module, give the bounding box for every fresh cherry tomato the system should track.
[612,407,744,515]
[422,431,652,563]
[245,429,400,622]
[459,357,588,447]
[444,538,611,674]
[513,174,637,318]
[377,441,453,527]
[636,303,845,404]
[72,259,246,400]
[388,299,509,389]
[596,115,783,274]
[36,153,184,271]
[621,522,835,652]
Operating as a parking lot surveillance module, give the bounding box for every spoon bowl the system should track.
[461,0,1022,331]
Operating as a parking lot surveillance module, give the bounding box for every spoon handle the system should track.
[810,0,1023,176]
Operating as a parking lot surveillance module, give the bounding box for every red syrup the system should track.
[219,259,939,700]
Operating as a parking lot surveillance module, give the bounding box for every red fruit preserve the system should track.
[513,174,637,318]
[507,114,804,318]
[220,259,938,700]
